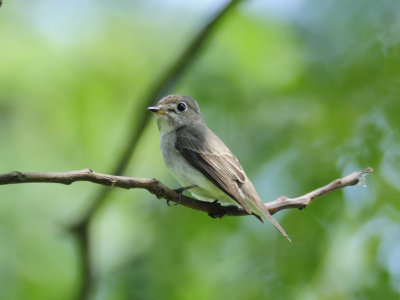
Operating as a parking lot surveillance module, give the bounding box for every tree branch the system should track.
[0,167,373,217]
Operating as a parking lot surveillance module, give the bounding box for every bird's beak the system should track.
[147,106,167,115]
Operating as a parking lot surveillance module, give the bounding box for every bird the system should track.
[148,94,290,241]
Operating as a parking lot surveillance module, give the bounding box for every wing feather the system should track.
[175,124,250,212]
[174,123,290,241]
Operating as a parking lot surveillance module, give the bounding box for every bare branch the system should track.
[0,167,373,217]
[263,167,373,215]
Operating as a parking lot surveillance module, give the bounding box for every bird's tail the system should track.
[245,183,291,242]
[260,208,291,242]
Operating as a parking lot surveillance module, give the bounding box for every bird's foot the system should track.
[208,200,225,218]
[167,184,198,206]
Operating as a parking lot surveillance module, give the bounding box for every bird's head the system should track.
[148,94,203,134]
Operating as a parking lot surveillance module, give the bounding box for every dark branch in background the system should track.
[112,0,243,177]
[0,167,373,217]
[70,1,243,299]
[83,0,243,219]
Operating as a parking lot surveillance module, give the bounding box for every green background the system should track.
[1,0,399,299]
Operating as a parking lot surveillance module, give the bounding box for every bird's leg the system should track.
[168,184,198,206]
[208,200,224,218]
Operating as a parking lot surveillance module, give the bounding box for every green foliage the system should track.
[1,1,399,299]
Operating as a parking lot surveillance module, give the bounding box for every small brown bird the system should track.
[148,95,290,241]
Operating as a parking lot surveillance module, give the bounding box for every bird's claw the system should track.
[167,184,198,206]
[208,200,223,218]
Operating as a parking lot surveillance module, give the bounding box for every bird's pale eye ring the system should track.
[177,102,187,112]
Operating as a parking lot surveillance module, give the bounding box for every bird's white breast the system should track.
[160,131,233,203]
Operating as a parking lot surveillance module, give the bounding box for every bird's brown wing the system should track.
[175,124,251,213]
[175,123,291,241]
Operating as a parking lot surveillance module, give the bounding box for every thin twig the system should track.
[0,167,373,217]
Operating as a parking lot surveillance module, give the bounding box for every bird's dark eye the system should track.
[177,102,187,112]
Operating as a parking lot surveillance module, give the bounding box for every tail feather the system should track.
[260,208,291,242]
[245,184,291,242]
[240,179,291,241]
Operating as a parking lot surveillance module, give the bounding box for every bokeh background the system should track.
[1,0,400,299]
